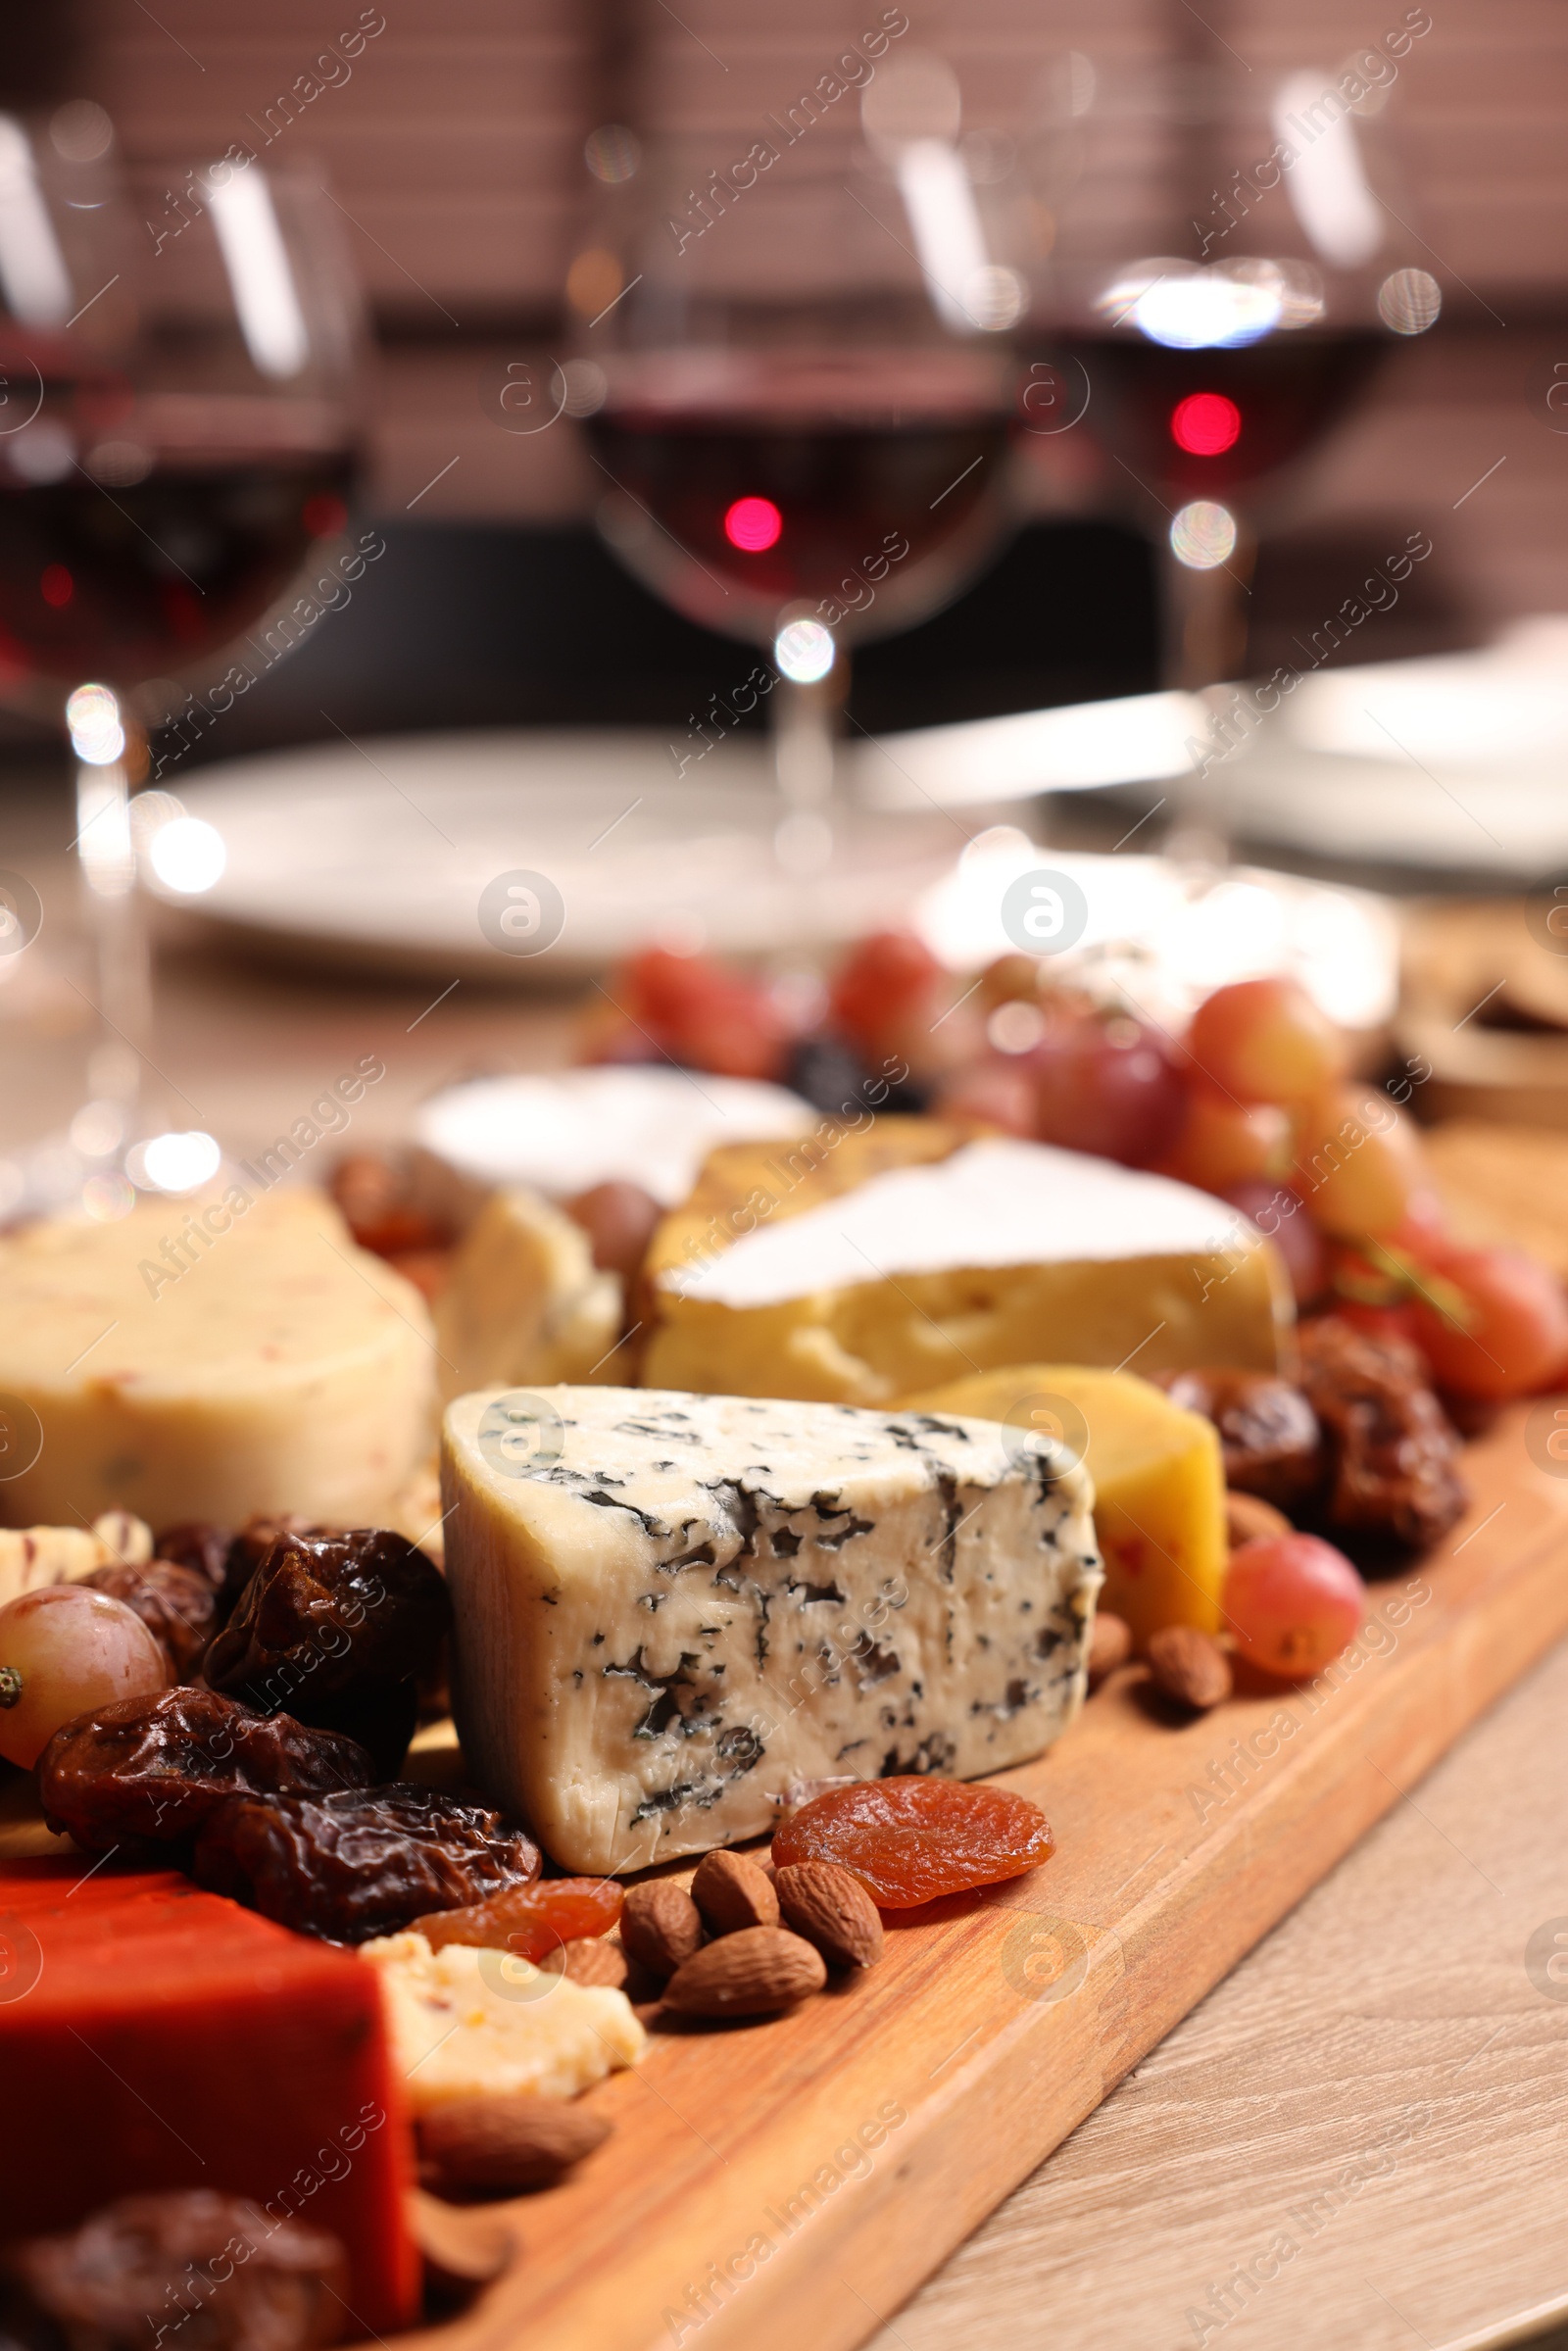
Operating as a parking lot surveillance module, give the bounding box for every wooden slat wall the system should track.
[62,1,1568,623]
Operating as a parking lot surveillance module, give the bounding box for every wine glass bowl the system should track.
[0,110,365,1204]
[565,57,1037,862]
[1025,46,1441,688]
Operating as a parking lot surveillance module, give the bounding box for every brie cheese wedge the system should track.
[643,1122,1291,1403]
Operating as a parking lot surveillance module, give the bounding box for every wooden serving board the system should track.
[421,1405,1568,2351]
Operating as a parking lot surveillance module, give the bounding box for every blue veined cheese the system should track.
[441,1385,1102,1875]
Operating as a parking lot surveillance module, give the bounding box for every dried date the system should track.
[155,1517,322,1624]
[192,1785,540,1943]
[1,2191,346,2351]
[82,1560,217,1681]
[1157,1369,1323,1508]
[202,1528,448,1775]
[37,1687,374,1855]
[1298,1315,1466,1557]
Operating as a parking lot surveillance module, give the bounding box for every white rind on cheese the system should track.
[441,1385,1102,1876]
[433,1187,621,1403]
[663,1138,1252,1304]
[359,1931,646,2112]
[0,1190,436,1531]
[414,1066,813,1216]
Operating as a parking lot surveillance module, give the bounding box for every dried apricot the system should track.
[413,1877,622,1960]
[771,1777,1054,1908]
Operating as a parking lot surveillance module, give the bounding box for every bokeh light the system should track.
[1169,500,1239,570]
[1170,391,1242,456]
[724,497,783,553]
[1377,268,1443,335]
[773,616,835,683]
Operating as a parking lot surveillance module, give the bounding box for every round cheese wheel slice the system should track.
[0,1188,435,1530]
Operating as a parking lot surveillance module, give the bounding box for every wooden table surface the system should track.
[4,847,1568,2351]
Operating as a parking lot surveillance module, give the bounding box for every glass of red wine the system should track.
[564,54,1032,871]
[0,107,362,1206]
[1021,36,1440,853]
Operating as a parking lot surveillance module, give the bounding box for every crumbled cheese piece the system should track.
[0,1515,155,1609]
[433,1187,620,1403]
[360,1931,645,2112]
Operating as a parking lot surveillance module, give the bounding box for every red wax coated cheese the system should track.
[0,1861,417,2332]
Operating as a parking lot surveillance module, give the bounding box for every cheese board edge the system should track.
[410,1406,1568,2351]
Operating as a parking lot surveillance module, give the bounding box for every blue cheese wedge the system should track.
[441,1385,1102,1875]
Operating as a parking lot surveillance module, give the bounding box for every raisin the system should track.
[202,1528,448,1775]
[151,1522,233,1599]
[192,1785,540,1942]
[155,1517,320,1624]
[1157,1369,1323,1507]
[771,1776,1054,1907]
[81,1560,217,1681]
[1,2191,346,2351]
[413,1877,623,1961]
[37,1687,374,1856]
[1298,1315,1466,1557]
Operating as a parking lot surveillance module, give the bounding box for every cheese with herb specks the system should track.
[441,1385,1102,1875]
[0,1191,434,1530]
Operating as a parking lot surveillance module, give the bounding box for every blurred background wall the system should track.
[3,0,1564,761]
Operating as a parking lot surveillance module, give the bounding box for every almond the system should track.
[1225,1491,1293,1547]
[662,1926,826,2018]
[537,1935,628,1989]
[620,1880,704,1977]
[691,1848,779,1935]
[417,2095,612,2193]
[1086,1610,1133,1689]
[774,1861,883,1970]
[405,2186,515,2279]
[1147,1624,1233,1712]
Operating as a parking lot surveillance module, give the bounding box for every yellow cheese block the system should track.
[433,1185,622,1402]
[0,1189,435,1530]
[643,1119,1290,1406]
[901,1363,1228,1641]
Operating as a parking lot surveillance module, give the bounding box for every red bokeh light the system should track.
[1170,392,1242,457]
[40,564,74,609]
[723,496,783,552]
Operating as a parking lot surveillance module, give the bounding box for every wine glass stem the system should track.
[770,642,847,873]
[774,671,836,812]
[1163,522,1256,868]
[74,723,151,1148]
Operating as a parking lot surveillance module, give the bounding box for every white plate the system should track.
[149,730,962,982]
[1212,617,1568,876]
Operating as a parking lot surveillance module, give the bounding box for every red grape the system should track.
[931,1057,1039,1137]
[1223,1535,1366,1681]
[1223,1180,1328,1306]
[612,946,788,1081]
[1031,1008,1187,1167]
[1161,1086,1293,1193]
[1292,1086,1426,1239]
[977,953,1050,1009]
[830,931,946,1057]
[1325,1298,1424,1354]
[0,1586,168,1768]
[1186,977,1346,1105]
[1405,1244,1568,1400]
[564,1181,662,1281]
